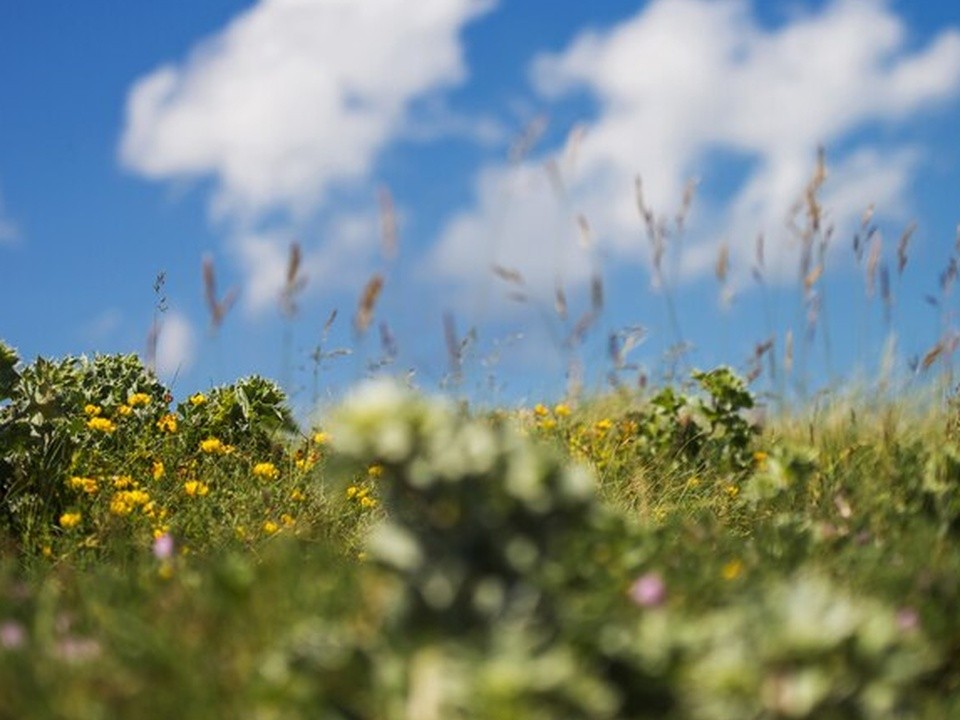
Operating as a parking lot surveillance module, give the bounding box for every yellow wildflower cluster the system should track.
[531,402,574,431]
[188,393,206,406]
[128,392,151,407]
[113,475,135,490]
[594,418,614,434]
[262,520,279,535]
[59,512,82,529]
[151,460,165,480]
[290,488,306,502]
[67,476,99,494]
[294,450,319,471]
[87,416,117,433]
[530,403,555,431]
[199,437,232,455]
[183,480,210,498]
[84,404,102,416]
[346,485,378,509]
[252,462,279,480]
[110,489,151,516]
[156,414,177,433]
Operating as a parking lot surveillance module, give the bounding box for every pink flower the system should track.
[629,571,667,608]
[0,621,26,650]
[897,607,920,632]
[153,533,174,561]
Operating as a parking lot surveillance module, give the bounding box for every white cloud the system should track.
[430,0,960,302]
[120,0,495,225]
[156,311,197,378]
[397,98,508,146]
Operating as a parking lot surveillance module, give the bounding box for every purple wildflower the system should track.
[629,571,667,608]
[153,533,174,560]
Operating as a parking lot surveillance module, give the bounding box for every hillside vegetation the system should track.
[2,340,959,718]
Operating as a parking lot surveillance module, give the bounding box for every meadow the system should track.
[1,334,959,719]
[3,157,960,719]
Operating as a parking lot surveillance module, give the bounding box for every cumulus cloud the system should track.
[120,0,494,225]
[155,311,197,378]
[430,0,960,302]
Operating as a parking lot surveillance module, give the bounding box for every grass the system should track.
[1,346,960,719]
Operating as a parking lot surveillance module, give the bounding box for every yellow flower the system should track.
[199,437,226,454]
[110,496,132,516]
[125,489,150,506]
[367,464,383,479]
[156,414,178,433]
[235,525,248,540]
[107,489,149,516]
[252,462,279,480]
[312,431,328,445]
[281,513,296,527]
[188,393,206,406]
[360,496,378,509]
[116,404,132,417]
[262,520,279,535]
[152,526,170,539]
[722,559,744,581]
[294,454,316,471]
[724,483,740,499]
[533,403,549,418]
[538,418,557,430]
[151,460,165,480]
[346,485,359,499]
[183,480,209,498]
[87,417,117,433]
[59,512,82,529]
[67,475,98,493]
[290,488,306,502]
[113,475,136,490]
[753,450,768,469]
[83,404,101,416]
[128,392,151,407]
[595,418,614,433]
[553,403,571,417]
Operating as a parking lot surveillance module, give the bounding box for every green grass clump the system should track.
[2,342,960,718]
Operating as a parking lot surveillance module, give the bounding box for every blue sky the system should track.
[2,0,960,411]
